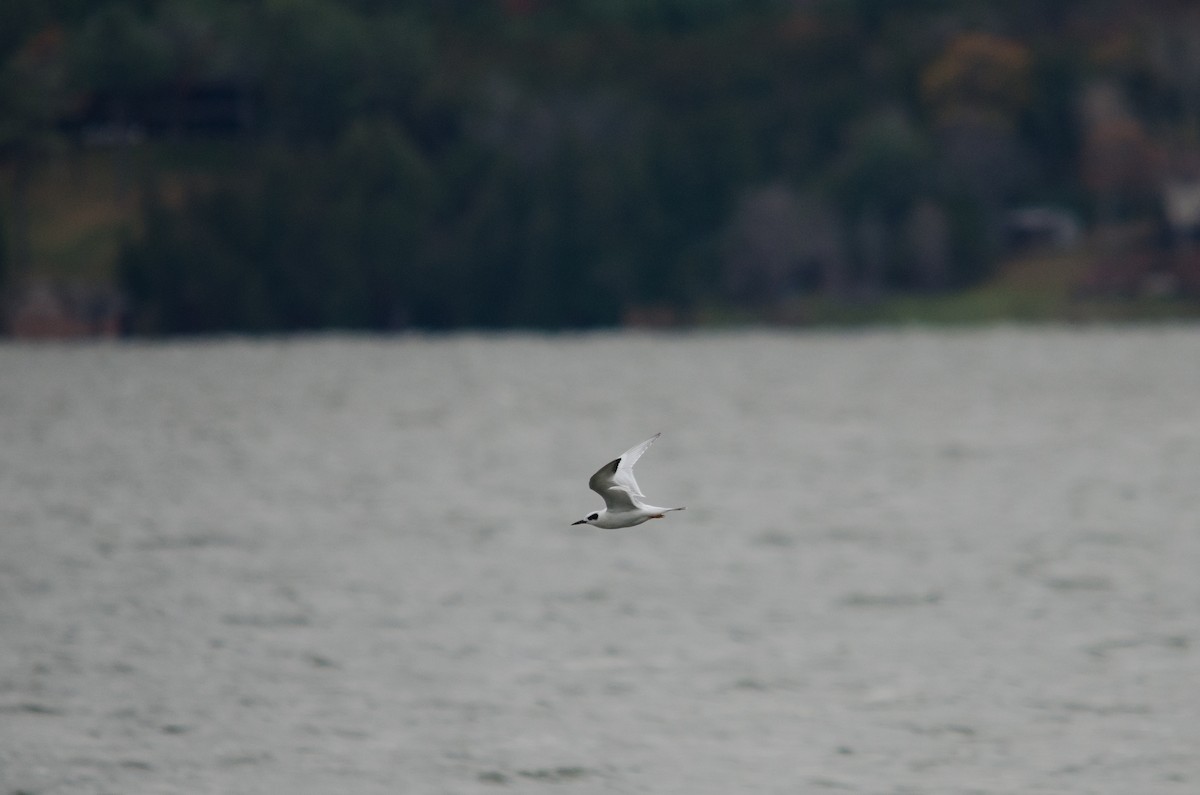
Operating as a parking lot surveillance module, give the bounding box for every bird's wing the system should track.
[588,433,660,511]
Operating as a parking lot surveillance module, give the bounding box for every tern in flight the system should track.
[571,433,685,529]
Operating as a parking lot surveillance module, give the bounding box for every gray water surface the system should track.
[2,327,1199,794]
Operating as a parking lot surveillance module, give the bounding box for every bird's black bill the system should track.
[571,519,587,525]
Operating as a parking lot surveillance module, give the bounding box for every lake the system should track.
[2,326,1199,794]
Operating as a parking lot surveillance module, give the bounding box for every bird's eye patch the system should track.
[588,513,598,521]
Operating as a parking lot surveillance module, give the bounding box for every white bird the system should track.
[571,433,685,529]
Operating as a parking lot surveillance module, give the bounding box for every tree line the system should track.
[3,0,1199,332]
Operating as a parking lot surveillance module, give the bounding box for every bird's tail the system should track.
[667,506,686,513]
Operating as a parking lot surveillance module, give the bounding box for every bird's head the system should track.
[571,511,600,526]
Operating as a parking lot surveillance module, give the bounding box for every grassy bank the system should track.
[3,142,255,285]
[3,151,135,283]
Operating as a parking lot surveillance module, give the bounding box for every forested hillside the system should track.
[4,0,1200,333]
